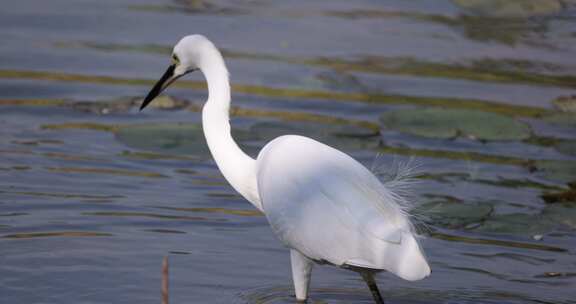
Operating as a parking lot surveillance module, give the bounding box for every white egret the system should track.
[140,35,431,303]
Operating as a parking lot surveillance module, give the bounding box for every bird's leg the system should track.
[360,271,385,304]
[290,249,314,303]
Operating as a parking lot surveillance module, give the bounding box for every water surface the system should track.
[1,0,575,303]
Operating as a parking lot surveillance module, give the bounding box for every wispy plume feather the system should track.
[370,154,430,233]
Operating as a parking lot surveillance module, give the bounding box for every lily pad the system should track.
[415,200,493,228]
[535,160,576,183]
[542,113,576,127]
[554,140,576,156]
[114,120,377,159]
[71,95,188,114]
[115,123,253,158]
[142,95,189,110]
[551,95,576,113]
[116,123,207,156]
[250,120,378,150]
[380,108,531,141]
[475,213,554,235]
[542,204,576,229]
[452,0,563,18]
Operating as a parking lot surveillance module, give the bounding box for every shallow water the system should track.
[1,0,575,303]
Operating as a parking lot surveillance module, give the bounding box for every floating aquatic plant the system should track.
[535,160,576,183]
[115,123,212,157]
[475,213,554,236]
[415,200,493,228]
[250,120,379,150]
[554,140,576,157]
[380,107,531,141]
[551,95,576,113]
[452,0,563,18]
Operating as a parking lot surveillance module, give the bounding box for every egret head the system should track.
[140,35,218,110]
[393,234,431,281]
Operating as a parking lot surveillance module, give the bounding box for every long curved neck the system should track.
[200,51,262,211]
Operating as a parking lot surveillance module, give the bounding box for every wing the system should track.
[256,135,425,274]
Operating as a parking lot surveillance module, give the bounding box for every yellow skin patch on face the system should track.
[171,54,180,65]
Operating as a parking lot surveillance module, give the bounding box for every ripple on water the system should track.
[236,284,543,304]
[0,190,124,200]
[46,166,168,178]
[156,206,264,217]
[81,211,214,221]
[2,231,113,239]
[142,229,187,234]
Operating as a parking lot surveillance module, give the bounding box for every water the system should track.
[1,0,575,303]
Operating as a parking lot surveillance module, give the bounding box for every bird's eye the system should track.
[171,54,180,65]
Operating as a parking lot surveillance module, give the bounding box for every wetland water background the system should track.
[1,0,576,303]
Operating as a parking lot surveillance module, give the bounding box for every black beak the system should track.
[140,64,176,111]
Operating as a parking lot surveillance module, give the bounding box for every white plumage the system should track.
[141,34,431,303]
[258,135,429,278]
